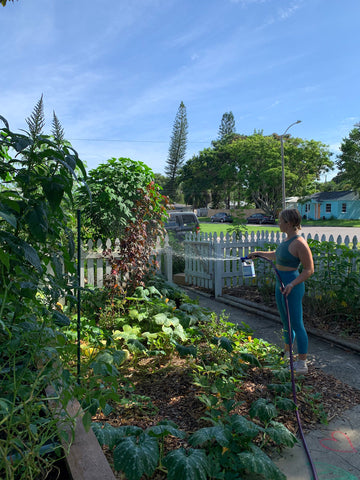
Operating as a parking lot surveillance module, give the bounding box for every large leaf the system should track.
[249,398,277,423]
[229,414,262,442]
[175,342,197,358]
[0,205,17,228]
[147,420,186,440]
[42,175,66,209]
[265,421,297,447]
[211,336,234,353]
[153,312,169,325]
[189,425,231,448]
[24,203,48,242]
[113,434,159,480]
[237,445,286,480]
[275,397,297,412]
[92,423,142,449]
[52,310,70,327]
[163,447,210,480]
[0,231,42,272]
[238,351,261,367]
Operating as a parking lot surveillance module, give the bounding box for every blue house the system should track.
[297,191,360,220]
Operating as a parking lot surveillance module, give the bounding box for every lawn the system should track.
[198,217,360,236]
[198,218,279,236]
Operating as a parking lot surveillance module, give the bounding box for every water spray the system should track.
[241,255,319,480]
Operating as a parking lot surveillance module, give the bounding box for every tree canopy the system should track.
[179,133,333,214]
[164,101,188,201]
[336,124,360,191]
[218,111,236,140]
[76,157,165,240]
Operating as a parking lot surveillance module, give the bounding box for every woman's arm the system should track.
[248,250,276,261]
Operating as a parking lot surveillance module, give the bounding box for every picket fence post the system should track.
[214,233,223,298]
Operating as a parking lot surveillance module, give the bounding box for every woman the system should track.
[249,209,314,374]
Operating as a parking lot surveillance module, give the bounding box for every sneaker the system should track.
[292,360,308,375]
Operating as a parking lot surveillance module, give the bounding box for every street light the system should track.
[280,120,302,211]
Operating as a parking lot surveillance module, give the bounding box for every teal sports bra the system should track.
[276,236,300,268]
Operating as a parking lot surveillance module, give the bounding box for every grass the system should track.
[302,218,360,227]
[197,217,360,236]
[198,217,279,236]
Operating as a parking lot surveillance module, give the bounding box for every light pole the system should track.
[280,120,301,211]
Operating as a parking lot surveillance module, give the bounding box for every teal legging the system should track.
[275,270,308,355]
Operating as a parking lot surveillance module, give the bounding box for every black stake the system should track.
[77,209,81,384]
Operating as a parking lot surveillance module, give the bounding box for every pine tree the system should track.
[165,101,188,201]
[218,111,236,140]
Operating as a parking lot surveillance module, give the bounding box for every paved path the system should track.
[183,288,360,479]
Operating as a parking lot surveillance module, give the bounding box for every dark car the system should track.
[246,213,276,225]
[210,212,233,223]
[164,212,200,239]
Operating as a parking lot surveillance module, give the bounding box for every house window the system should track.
[342,203,347,213]
[325,204,331,213]
[305,204,310,212]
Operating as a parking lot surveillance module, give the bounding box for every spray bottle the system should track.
[240,257,256,278]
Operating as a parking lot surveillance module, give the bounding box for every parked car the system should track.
[165,211,200,239]
[210,212,234,223]
[246,213,276,224]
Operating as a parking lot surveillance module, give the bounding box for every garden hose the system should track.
[246,255,319,480]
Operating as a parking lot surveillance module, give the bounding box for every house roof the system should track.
[305,190,359,202]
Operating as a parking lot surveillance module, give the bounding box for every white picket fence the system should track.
[79,236,173,288]
[183,230,360,297]
[80,230,360,298]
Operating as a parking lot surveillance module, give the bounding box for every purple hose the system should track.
[250,254,319,480]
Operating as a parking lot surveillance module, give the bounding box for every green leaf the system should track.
[52,310,70,327]
[153,312,169,325]
[229,415,262,442]
[175,343,197,357]
[0,249,10,269]
[127,339,147,351]
[267,383,293,395]
[113,434,159,480]
[42,175,66,209]
[92,423,143,449]
[25,203,48,242]
[239,352,261,367]
[147,421,186,440]
[82,411,92,432]
[211,336,234,353]
[0,208,17,228]
[0,231,42,272]
[163,448,210,480]
[265,421,297,447]
[237,445,286,479]
[189,426,231,448]
[249,398,277,422]
[275,397,297,411]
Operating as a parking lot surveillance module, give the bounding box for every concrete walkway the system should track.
[183,288,360,480]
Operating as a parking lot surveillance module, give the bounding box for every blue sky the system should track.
[1,0,359,179]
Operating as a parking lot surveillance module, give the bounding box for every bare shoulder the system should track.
[294,235,312,256]
[288,235,310,255]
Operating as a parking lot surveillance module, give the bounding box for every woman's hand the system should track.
[282,282,295,296]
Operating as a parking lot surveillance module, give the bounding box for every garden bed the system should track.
[92,349,360,479]
[222,285,360,341]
